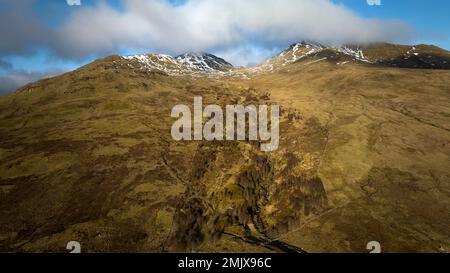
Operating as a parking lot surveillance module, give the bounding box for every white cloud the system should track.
[367,0,381,6]
[0,0,413,66]
[66,0,81,6]
[52,0,412,63]
[215,45,281,67]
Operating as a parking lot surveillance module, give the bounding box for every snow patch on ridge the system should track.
[122,53,250,80]
[176,53,232,72]
[337,46,370,62]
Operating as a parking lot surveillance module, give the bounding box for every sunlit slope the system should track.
[0,48,449,252]
[251,61,450,252]
[0,57,326,252]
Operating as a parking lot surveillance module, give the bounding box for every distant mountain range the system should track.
[120,41,450,75]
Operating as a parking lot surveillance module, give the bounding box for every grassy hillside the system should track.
[0,50,449,252]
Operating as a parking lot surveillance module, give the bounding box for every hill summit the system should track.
[255,41,450,72]
[176,53,233,72]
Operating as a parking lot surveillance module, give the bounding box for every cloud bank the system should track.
[54,0,412,62]
[0,0,414,92]
[1,0,413,63]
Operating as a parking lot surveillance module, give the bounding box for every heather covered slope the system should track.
[0,58,328,252]
[363,43,450,69]
[251,61,450,252]
[0,46,449,252]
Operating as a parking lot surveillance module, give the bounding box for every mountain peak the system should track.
[254,40,450,72]
[293,40,326,49]
[121,52,234,76]
[176,52,233,72]
[121,41,450,78]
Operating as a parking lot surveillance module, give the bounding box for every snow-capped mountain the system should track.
[284,41,326,61]
[122,54,184,75]
[252,41,371,73]
[121,41,450,78]
[176,53,233,72]
[122,52,234,77]
[253,41,450,73]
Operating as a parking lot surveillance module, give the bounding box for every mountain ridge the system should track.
[5,41,450,97]
[175,52,233,72]
[117,41,450,81]
[255,40,450,72]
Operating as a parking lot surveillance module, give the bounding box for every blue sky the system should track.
[335,0,450,48]
[0,0,449,94]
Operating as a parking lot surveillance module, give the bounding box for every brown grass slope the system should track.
[0,49,449,252]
